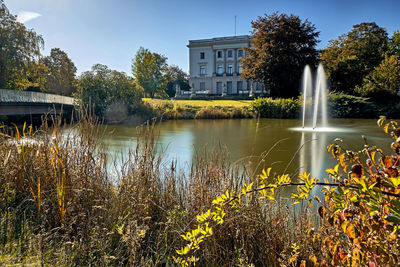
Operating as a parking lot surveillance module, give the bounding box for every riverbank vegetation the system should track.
[1,111,399,266]
[140,93,399,122]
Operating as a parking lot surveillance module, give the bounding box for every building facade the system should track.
[187,35,264,96]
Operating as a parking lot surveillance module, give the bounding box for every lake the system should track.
[98,118,391,180]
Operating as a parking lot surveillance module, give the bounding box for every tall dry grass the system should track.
[0,109,319,266]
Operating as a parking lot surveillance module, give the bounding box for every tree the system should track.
[131,47,168,98]
[77,64,143,118]
[42,48,77,96]
[355,55,400,102]
[321,22,388,93]
[388,31,400,57]
[241,13,319,98]
[164,65,190,97]
[0,0,45,91]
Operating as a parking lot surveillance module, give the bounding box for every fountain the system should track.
[296,63,350,177]
[302,63,328,130]
[297,64,330,178]
[292,63,346,133]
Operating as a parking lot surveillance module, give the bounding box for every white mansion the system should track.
[184,35,265,98]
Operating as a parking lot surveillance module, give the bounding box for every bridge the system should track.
[0,89,75,117]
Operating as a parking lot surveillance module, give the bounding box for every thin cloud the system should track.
[17,11,42,23]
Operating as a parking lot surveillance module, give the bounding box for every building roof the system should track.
[187,35,252,48]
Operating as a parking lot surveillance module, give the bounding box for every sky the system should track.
[6,0,400,76]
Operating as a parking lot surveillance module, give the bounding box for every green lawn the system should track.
[143,98,252,107]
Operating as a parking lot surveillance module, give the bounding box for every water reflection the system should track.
[298,131,327,178]
[95,119,389,180]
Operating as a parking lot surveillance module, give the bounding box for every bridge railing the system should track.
[0,89,75,105]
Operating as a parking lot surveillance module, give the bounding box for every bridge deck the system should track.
[0,89,75,105]
[0,89,75,116]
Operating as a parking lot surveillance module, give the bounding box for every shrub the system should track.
[328,92,378,118]
[249,97,300,118]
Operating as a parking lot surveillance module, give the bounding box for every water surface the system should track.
[99,118,391,180]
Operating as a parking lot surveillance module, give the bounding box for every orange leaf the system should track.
[346,223,356,239]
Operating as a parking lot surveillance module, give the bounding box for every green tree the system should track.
[356,55,400,102]
[42,48,77,96]
[321,22,388,93]
[0,0,45,91]
[164,65,190,97]
[241,12,319,98]
[388,31,400,57]
[77,64,143,118]
[131,47,168,98]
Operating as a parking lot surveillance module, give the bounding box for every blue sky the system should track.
[6,0,400,76]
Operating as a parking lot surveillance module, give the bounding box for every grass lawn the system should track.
[143,98,252,107]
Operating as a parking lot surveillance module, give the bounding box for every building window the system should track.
[200,65,206,75]
[217,50,222,58]
[200,52,205,59]
[227,64,233,75]
[237,81,243,90]
[237,64,242,74]
[227,50,233,57]
[200,82,205,90]
[238,49,244,58]
[217,65,223,75]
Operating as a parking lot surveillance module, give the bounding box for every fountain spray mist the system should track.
[302,65,312,128]
[312,64,328,129]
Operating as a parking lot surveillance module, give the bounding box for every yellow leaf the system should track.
[341,220,349,233]
[371,151,376,164]
[339,153,346,167]
[309,255,318,265]
[384,123,390,133]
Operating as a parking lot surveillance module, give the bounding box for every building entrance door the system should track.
[216,82,222,94]
[227,81,232,94]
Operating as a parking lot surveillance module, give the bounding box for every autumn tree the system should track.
[164,65,190,97]
[241,13,319,98]
[321,22,388,93]
[42,48,77,96]
[0,0,46,91]
[131,47,168,98]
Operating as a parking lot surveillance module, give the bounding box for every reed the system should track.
[0,109,318,266]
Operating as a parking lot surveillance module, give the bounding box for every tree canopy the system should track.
[0,0,46,91]
[164,65,190,97]
[42,48,77,96]
[241,12,320,98]
[388,31,400,58]
[355,55,400,101]
[77,64,143,118]
[321,22,388,93]
[131,47,168,98]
